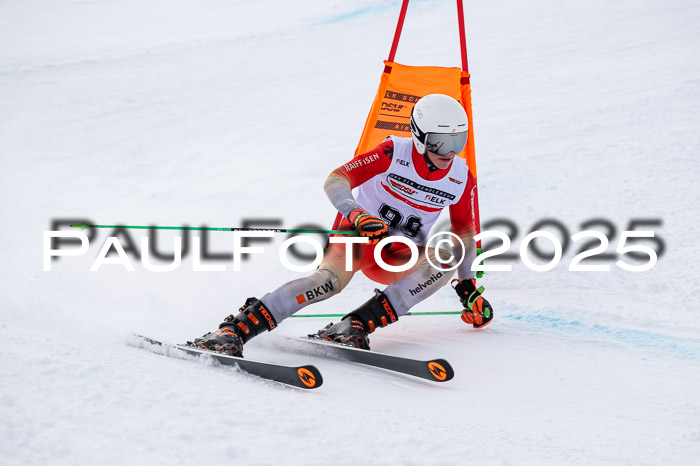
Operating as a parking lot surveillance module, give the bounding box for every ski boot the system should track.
[193,297,277,357]
[311,290,398,350]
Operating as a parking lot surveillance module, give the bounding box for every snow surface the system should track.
[1,0,700,464]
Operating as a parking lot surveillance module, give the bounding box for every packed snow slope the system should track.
[2,0,700,464]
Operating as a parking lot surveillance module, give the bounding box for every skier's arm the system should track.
[451,232,477,281]
[449,172,493,328]
[323,139,394,218]
[323,174,362,221]
[324,139,394,242]
[448,171,478,281]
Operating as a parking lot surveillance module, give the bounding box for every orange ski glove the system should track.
[452,279,493,328]
[347,208,389,245]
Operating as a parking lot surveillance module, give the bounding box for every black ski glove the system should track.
[452,279,493,328]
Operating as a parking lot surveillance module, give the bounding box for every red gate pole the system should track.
[385,0,410,72]
[456,0,469,74]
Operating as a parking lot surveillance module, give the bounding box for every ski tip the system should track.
[296,365,323,389]
[427,359,455,382]
[131,333,162,346]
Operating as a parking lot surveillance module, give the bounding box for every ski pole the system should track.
[290,311,462,318]
[71,223,356,235]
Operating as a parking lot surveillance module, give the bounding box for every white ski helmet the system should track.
[409,94,468,155]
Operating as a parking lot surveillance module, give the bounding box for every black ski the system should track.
[133,335,323,390]
[289,337,454,382]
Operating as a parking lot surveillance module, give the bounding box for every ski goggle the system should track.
[425,131,468,155]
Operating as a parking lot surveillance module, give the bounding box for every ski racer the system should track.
[194,93,494,356]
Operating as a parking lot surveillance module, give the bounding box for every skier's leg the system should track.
[193,237,362,356]
[311,247,456,349]
[261,268,342,322]
[381,247,457,316]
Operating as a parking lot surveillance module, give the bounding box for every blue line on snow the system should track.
[326,5,393,23]
[312,0,432,25]
[502,313,700,358]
